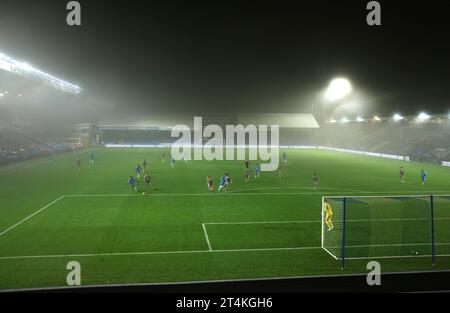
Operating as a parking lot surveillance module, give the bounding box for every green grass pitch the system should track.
[0,148,450,290]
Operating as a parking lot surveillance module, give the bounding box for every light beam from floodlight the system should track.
[393,113,404,122]
[325,78,352,101]
[373,115,381,121]
[356,117,365,122]
[341,117,350,123]
[0,51,81,95]
[417,112,430,122]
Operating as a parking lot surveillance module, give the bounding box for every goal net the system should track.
[64,137,83,149]
[321,195,450,269]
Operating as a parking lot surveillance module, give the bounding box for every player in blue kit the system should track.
[134,164,142,178]
[128,176,137,192]
[420,169,427,185]
[88,151,94,165]
[218,173,229,192]
[254,163,261,179]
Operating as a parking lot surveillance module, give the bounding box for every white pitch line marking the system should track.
[0,195,65,236]
[324,193,450,199]
[326,242,450,249]
[0,246,323,260]
[226,186,369,194]
[2,245,450,261]
[61,191,450,198]
[204,220,316,225]
[63,192,335,197]
[322,246,339,260]
[0,151,88,176]
[344,253,450,260]
[204,218,450,225]
[202,223,213,251]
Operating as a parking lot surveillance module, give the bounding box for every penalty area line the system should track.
[202,223,213,251]
[0,195,65,237]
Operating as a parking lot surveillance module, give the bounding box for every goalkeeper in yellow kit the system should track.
[324,200,334,231]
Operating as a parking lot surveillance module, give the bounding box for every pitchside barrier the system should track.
[104,144,411,161]
[321,195,450,270]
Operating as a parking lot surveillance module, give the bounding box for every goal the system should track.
[321,195,450,270]
[64,137,83,150]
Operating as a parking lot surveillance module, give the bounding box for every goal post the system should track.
[321,195,450,270]
[64,138,83,150]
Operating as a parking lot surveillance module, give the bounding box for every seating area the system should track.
[317,120,450,163]
[0,128,75,166]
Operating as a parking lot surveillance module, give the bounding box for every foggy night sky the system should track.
[0,0,449,123]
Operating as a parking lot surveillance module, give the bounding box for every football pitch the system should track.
[1,148,450,290]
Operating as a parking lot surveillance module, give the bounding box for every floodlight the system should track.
[393,113,404,122]
[325,78,352,101]
[0,51,80,94]
[417,112,430,121]
[329,118,337,123]
[373,115,381,121]
[341,117,350,123]
[0,93,4,97]
[356,117,365,122]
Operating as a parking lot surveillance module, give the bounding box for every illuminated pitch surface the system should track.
[0,148,450,290]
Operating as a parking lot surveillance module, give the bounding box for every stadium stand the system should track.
[2,113,450,166]
[0,125,76,166]
[98,114,450,164]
